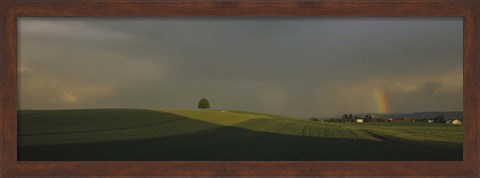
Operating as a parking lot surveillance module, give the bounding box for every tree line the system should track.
[310,114,449,123]
[310,113,387,123]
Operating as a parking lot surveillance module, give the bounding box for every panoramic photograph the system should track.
[17,17,463,161]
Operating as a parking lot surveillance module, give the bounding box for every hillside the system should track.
[18,109,462,161]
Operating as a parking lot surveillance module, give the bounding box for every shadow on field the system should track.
[18,111,462,161]
[18,109,218,137]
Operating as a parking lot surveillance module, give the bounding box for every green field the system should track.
[18,109,463,161]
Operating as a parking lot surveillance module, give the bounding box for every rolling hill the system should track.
[18,109,463,161]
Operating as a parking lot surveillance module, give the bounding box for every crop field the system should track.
[18,109,463,161]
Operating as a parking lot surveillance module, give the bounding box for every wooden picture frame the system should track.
[1,0,478,177]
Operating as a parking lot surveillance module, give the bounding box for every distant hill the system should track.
[342,111,463,120]
[408,111,463,120]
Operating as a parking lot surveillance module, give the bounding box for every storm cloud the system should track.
[18,17,463,118]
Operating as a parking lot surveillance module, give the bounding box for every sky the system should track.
[17,17,463,118]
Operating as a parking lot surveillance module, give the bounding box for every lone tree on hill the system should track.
[198,98,210,109]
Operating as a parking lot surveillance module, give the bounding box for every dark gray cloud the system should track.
[18,17,463,118]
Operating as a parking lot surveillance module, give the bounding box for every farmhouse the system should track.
[356,118,364,123]
[388,118,412,122]
[452,119,462,125]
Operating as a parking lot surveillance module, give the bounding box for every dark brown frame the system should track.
[1,0,478,177]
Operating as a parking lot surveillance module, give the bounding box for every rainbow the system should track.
[374,88,389,113]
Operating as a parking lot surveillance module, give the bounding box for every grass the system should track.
[18,109,463,161]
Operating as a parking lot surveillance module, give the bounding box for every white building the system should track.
[452,119,462,125]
